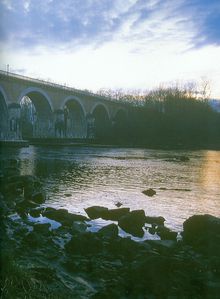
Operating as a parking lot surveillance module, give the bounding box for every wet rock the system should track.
[43,208,68,221]
[43,208,88,226]
[205,280,220,298]
[156,225,177,240]
[148,226,157,235]
[129,255,189,297]
[65,232,103,255]
[115,202,122,207]
[145,215,165,225]
[23,231,42,247]
[33,223,51,233]
[71,221,88,234]
[106,235,143,259]
[183,214,220,254]
[103,208,130,221]
[29,208,43,218]
[32,191,45,204]
[118,209,146,238]
[147,240,177,253]
[85,206,108,219]
[98,223,119,238]
[17,198,38,211]
[142,188,156,197]
[3,166,20,177]
[68,213,88,222]
[64,193,72,197]
[3,179,23,196]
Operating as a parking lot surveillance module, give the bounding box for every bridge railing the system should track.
[0,69,131,105]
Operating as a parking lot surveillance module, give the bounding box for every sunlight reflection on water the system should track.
[1,145,220,232]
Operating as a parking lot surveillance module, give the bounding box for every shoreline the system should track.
[1,137,220,151]
[1,161,220,298]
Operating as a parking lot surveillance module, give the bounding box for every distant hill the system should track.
[209,99,220,112]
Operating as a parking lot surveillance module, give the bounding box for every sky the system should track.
[0,0,220,98]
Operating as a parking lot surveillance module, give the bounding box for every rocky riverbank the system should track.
[1,160,220,299]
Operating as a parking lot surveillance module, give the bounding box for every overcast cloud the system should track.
[0,0,220,97]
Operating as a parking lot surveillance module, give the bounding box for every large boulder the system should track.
[183,214,220,254]
[43,207,88,226]
[145,216,165,226]
[31,191,46,204]
[33,223,51,234]
[118,209,146,238]
[65,232,103,255]
[84,206,108,219]
[98,223,119,238]
[103,208,130,221]
[156,225,177,241]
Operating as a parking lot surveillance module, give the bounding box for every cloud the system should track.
[0,0,219,53]
[1,0,220,98]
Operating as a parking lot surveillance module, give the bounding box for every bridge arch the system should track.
[62,96,87,138]
[18,87,53,115]
[91,103,111,140]
[91,102,110,120]
[113,108,128,121]
[0,86,9,139]
[18,87,53,137]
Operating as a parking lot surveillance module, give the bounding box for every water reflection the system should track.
[1,145,220,231]
[199,151,220,191]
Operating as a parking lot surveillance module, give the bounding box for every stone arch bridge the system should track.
[0,71,130,141]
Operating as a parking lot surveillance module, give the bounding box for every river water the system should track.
[1,145,220,232]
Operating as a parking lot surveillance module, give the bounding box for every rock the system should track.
[32,191,45,204]
[106,235,143,259]
[65,232,103,255]
[115,202,122,207]
[3,166,20,177]
[43,208,88,226]
[147,240,177,252]
[103,208,130,221]
[142,188,156,197]
[156,225,177,241]
[64,193,72,197]
[148,226,156,235]
[33,223,51,233]
[23,231,43,247]
[98,223,119,238]
[118,209,146,238]
[145,216,165,226]
[71,222,88,234]
[43,208,68,220]
[183,214,220,254]
[129,255,186,297]
[179,156,190,162]
[23,176,42,201]
[68,213,88,222]
[29,208,43,218]
[84,206,108,219]
[8,158,19,167]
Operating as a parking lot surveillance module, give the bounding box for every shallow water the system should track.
[1,145,220,232]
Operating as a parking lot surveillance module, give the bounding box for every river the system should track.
[1,145,220,233]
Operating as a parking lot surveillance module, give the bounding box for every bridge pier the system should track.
[86,114,95,139]
[8,103,22,140]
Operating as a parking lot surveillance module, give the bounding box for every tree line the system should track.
[108,83,220,149]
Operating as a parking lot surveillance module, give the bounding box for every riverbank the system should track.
[29,137,220,150]
[1,137,220,152]
[0,140,29,148]
[1,160,220,298]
